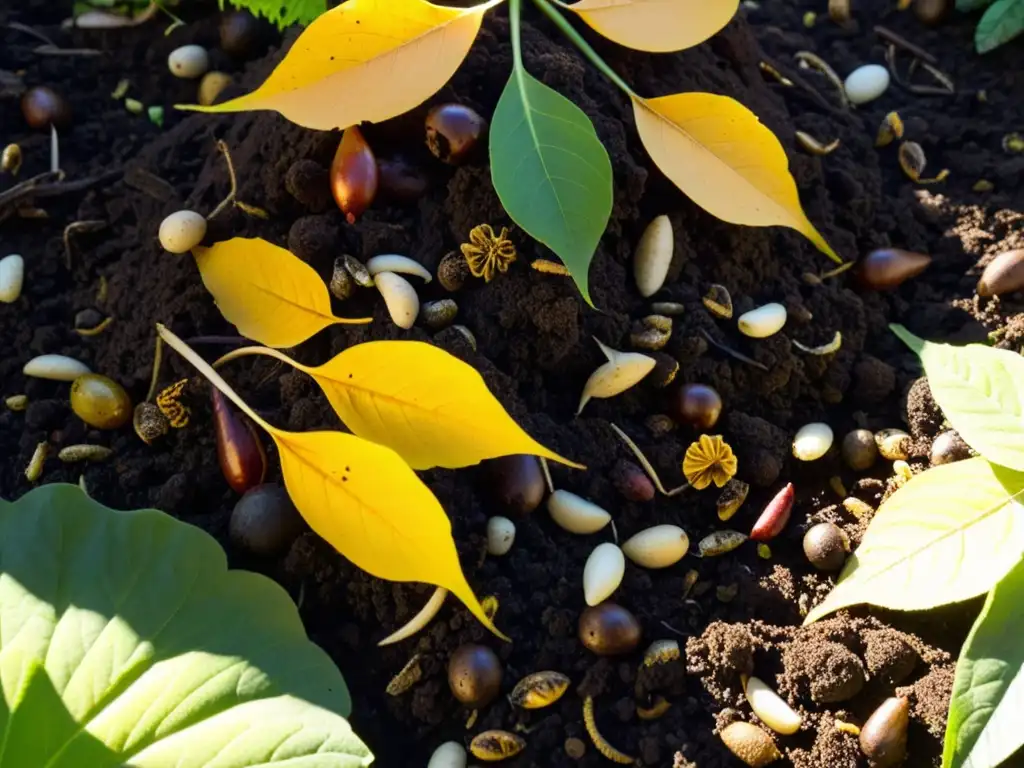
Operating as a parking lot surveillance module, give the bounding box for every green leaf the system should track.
[958,0,995,11]
[220,0,327,29]
[0,484,372,767]
[489,63,613,306]
[805,457,1024,624]
[976,0,1024,52]
[891,324,1024,472]
[944,556,1024,768]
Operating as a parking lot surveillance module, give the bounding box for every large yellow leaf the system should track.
[177,0,504,130]
[558,0,739,52]
[631,93,841,262]
[156,324,506,640]
[215,343,584,471]
[193,237,369,349]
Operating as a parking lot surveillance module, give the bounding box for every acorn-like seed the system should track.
[70,374,131,429]
[622,525,689,569]
[448,644,503,708]
[720,721,782,767]
[931,429,972,466]
[438,251,470,292]
[427,741,467,768]
[159,210,207,254]
[486,516,516,556]
[133,401,169,444]
[750,483,795,542]
[876,428,911,460]
[469,731,525,762]
[0,254,25,303]
[792,423,834,461]
[583,542,625,605]
[377,156,429,203]
[738,303,787,339]
[485,454,546,515]
[509,671,570,709]
[422,299,458,330]
[578,603,642,656]
[858,249,931,290]
[842,428,878,471]
[167,45,210,79]
[374,272,419,329]
[21,86,72,130]
[977,249,1024,297]
[219,10,265,58]
[803,522,848,571]
[610,459,655,502]
[547,489,612,534]
[331,126,378,223]
[229,483,304,557]
[671,383,722,429]
[744,675,802,735]
[197,71,233,106]
[633,215,674,297]
[860,697,910,768]
[212,388,267,494]
[426,103,487,165]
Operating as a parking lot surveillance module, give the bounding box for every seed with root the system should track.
[793,331,842,355]
[622,524,689,568]
[25,442,48,483]
[577,337,655,415]
[386,653,423,696]
[720,721,782,767]
[378,586,447,646]
[796,131,840,156]
[5,394,28,411]
[133,401,169,445]
[643,639,680,667]
[469,730,525,762]
[634,215,674,297]
[375,272,420,329]
[422,299,458,330]
[547,489,612,534]
[876,111,904,147]
[366,254,432,283]
[583,696,635,764]
[637,696,672,720]
[744,675,802,735]
[703,284,733,318]
[699,530,747,557]
[583,542,625,605]
[509,671,570,709]
[58,444,113,463]
[876,428,911,460]
[718,479,749,521]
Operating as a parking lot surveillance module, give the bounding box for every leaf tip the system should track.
[889,323,924,353]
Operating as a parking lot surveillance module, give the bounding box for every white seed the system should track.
[622,524,689,569]
[427,741,468,768]
[23,354,91,381]
[366,254,433,283]
[583,542,625,606]
[745,675,802,735]
[792,422,834,461]
[737,303,787,338]
[633,215,673,297]
[0,254,25,303]
[158,210,207,254]
[374,272,419,329]
[578,337,656,414]
[486,516,516,556]
[844,64,890,105]
[547,490,612,534]
[168,44,210,79]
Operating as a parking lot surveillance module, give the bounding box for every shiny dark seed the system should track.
[930,429,972,466]
[229,483,304,557]
[857,248,931,290]
[671,383,722,429]
[425,103,487,165]
[803,522,847,571]
[484,454,546,516]
[448,644,502,708]
[21,86,72,130]
[578,603,642,656]
[219,10,267,58]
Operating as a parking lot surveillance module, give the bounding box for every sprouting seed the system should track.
[469,730,525,762]
[386,653,423,696]
[637,696,672,720]
[699,530,747,557]
[75,315,114,337]
[509,671,570,709]
[577,337,655,415]
[796,131,840,156]
[5,394,28,411]
[583,696,635,765]
[378,587,448,647]
[875,111,904,147]
[156,378,190,428]
[758,61,794,87]
[703,283,733,318]
[58,444,113,463]
[366,254,432,283]
[793,331,842,355]
[795,50,850,108]
[25,442,48,483]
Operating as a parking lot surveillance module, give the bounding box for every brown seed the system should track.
[860,697,910,768]
[977,249,1024,297]
[21,86,72,130]
[671,382,722,429]
[578,603,642,656]
[564,737,586,759]
[219,10,267,58]
[377,156,429,203]
[483,454,546,516]
[438,251,471,292]
[330,125,378,224]
[212,388,267,494]
[857,248,931,290]
[447,644,503,708]
[914,0,951,25]
[425,103,487,165]
[842,429,878,471]
[930,429,972,466]
[70,374,132,430]
[229,483,304,557]
[803,522,848,571]
[610,459,655,502]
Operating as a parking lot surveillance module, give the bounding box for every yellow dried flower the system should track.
[461,223,516,282]
[682,434,737,490]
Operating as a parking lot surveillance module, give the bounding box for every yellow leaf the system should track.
[558,0,739,52]
[631,93,841,263]
[193,237,369,349]
[177,0,504,130]
[215,343,584,472]
[157,324,506,640]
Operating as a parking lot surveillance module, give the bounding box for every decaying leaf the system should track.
[557,0,739,53]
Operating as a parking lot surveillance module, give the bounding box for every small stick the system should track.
[0,169,120,222]
[699,329,769,371]
[762,55,845,117]
[874,25,938,65]
[794,51,849,109]
[144,335,165,403]
[539,456,555,494]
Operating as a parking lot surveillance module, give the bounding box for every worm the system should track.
[583,696,635,765]
[377,587,447,646]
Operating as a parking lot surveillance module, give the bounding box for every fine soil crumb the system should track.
[789,714,862,768]
[906,376,944,444]
[782,638,866,704]
[864,628,920,687]
[686,622,756,704]
[898,664,957,740]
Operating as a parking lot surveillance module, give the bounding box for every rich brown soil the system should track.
[2,0,1023,765]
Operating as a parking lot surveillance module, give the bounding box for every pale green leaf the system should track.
[891,324,1024,472]
[976,0,1024,52]
[489,63,613,306]
[944,557,1024,768]
[805,458,1024,624]
[0,484,371,767]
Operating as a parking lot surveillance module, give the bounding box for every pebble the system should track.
[633,215,673,297]
[583,542,625,606]
[0,254,24,303]
[374,272,419,329]
[738,303,787,338]
[23,354,91,381]
[792,422,834,461]
[844,64,890,105]
[486,516,515,556]
[167,44,210,79]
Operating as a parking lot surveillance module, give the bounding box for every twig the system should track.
[699,329,770,371]
[63,220,106,269]
[874,25,938,65]
[5,21,56,46]
[761,55,846,118]
[206,140,268,221]
[0,169,121,222]
[794,51,849,109]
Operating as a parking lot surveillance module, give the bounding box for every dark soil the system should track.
[2,0,1023,765]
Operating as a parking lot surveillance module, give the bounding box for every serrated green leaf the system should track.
[805,458,1024,624]
[975,0,1024,52]
[891,324,1024,471]
[221,0,327,29]
[489,62,613,307]
[944,556,1024,768]
[958,0,995,11]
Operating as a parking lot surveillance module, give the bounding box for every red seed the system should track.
[330,125,378,224]
[212,388,267,494]
[750,482,795,541]
[857,249,931,290]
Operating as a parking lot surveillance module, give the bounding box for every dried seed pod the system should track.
[426,103,487,165]
[366,254,432,283]
[58,444,113,463]
[449,644,503,708]
[5,394,28,411]
[386,653,423,696]
[377,156,429,203]
[509,671,570,709]
[422,299,458,330]
[486,516,515,556]
[611,459,655,502]
[843,496,874,519]
[977,248,1024,297]
[0,254,24,303]
[898,141,927,181]
[876,428,911,460]
[469,730,525,762]
[738,303,787,339]
[651,301,685,315]
[197,71,232,106]
[71,374,132,430]
[577,338,656,414]
[842,429,878,471]
[230,484,304,557]
[21,86,72,130]
[133,401,169,444]
[844,64,890,105]
[427,741,467,768]
[804,522,848,571]
[485,454,545,516]
[583,542,625,605]
[374,272,419,329]
[750,483,795,542]
[672,383,723,429]
[167,45,210,79]
[699,530,747,557]
[331,125,378,224]
[875,111,904,147]
[1,143,22,175]
[720,721,782,767]
[25,442,48,483]
[633,215,674,297]
[643,639,680,667]
[796,131,840,156]
[438,251,471,292]
[622,524,689,569]
[547,489,612,534]
[718,479,750,521]
[329,257,354,300]
[792,422,834,461]
[858,248,931,290]
[637,696,672,720]
[744,675,802,735]
[583,696,635,764]
[931,429,972,466]
[212,388,267,494]
[578,603,642,655]
[703,284,733,318]
[159,210,207,254]
[860,697,909,768]
[23,354,91,381]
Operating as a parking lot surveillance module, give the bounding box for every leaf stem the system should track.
[530,0,636,98]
